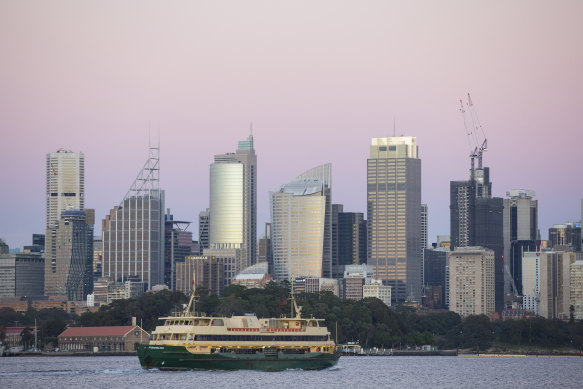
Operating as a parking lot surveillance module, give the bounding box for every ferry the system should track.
[137,289,340,371]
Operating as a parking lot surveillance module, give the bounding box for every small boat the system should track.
[137,285,340,371]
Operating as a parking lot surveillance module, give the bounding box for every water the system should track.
[1,355,582,388]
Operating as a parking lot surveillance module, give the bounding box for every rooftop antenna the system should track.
[250,121,253,136]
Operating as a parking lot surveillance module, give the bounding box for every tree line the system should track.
[2,282,583,352]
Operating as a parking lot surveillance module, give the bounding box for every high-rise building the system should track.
[367,137,422,302]
[45,209,94,300]
[0,238,9,255]
[341,264,374,300]
[205,135,257,285]
[93,237,102,282]
[421,203,428,285]
[176,255,224,296]
[295,164,332,278]
[571,260,583,320]
[448,247,495,317]
[524,250,580,319]
[363,279,392,307]
[257,223,273,275]
[46,149,84,229]
[450,162,504,312]
[503,190,538,296]
[423,246,449,308]
[0,253,44,297]
[331,204,343,279]
[271,178,327,281]
[337,212,367,272]
[198,209,210,255]
[164,211,194,290]
[548,223,582,252]
[102,146,164,290]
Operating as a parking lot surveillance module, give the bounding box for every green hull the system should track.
[138,345,340,371]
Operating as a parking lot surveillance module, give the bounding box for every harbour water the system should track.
[1,355,582,388]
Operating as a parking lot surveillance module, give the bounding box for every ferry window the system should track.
[188,334,194,340]
[180,334,186,340]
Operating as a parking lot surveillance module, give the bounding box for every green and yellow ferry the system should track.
[137,292,340,371]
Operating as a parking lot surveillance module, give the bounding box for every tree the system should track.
[20,327,34,350]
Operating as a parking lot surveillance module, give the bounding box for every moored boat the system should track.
[137,288,340,371]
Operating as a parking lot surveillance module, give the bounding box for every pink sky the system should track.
[1,1,582,248]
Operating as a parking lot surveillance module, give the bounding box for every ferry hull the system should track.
[138,345,340,371]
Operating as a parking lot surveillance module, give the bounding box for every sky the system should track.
[1,1,582,249]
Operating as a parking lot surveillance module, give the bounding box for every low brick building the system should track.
[58,325,149,352]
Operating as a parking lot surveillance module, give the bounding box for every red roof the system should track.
[58,326,138,338]
[5,326,38,335]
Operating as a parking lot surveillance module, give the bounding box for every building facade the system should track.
[176,255,224,296]
[46,149,84,229]
[503,190,538,296]
[295,164,332,278]
[0,253,44,297]
[44,209,94,300]
[423,247,449,308]
[206,134,257,277]
[367,137,422,303]
[271,178,326,281]
[58,325,149,352]
[102,146,164,290]
[448,247,495,317]
[450,165,504,312]
[337,212,367,271]
[571,261,583,320]
[363,279,392,307]
[549,223,582,252]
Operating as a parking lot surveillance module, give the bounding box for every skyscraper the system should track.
[548,223,582,251]
[271,178,327,281]
[295,164,332,278]
[450,163,504,312]
[337,212,367,268]
[205,134,257,284]
[46,149,84,228]
[503,189,538,296]
[102,146,164,289]
[45,209,94,300]
[198,208,210,255]
[367,137,422,302]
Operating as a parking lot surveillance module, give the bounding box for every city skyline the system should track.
[1,1,582,248]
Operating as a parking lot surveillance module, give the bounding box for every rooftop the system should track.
[58,326,138,337]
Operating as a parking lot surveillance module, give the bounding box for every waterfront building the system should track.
[271,177,327,281]
[448,247,495,317]
[548,223,582,252]
[503,190,538,296]
[367,136,422,303]
[363,279,392,307]
[571,261,583,320]
[58,324,149,352]
[102,146,164,290]
[44,209,94,300]
[175,255,224,296]
[46,149,84,229]
[205,134,257,278]
[0,253,44,297]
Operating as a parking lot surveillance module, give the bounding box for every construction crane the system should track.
[459,93,487,177]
